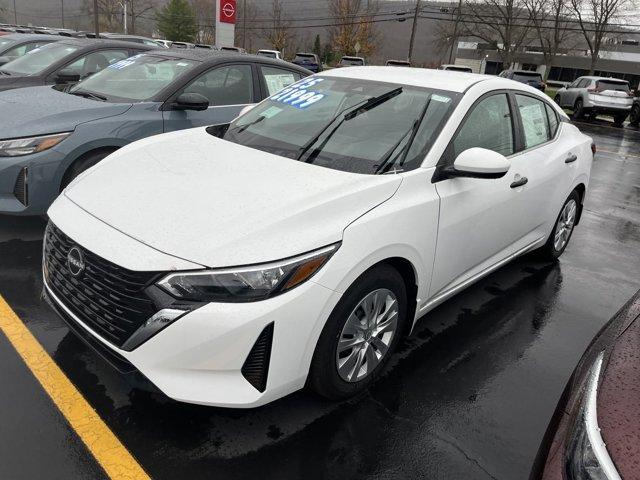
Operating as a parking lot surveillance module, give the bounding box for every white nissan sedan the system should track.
[43,68,593,407]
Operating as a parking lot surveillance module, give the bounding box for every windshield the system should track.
[596,80,629,92]
[219,77,458,174]
[0,42,79,75]
[513,72,542,82]
[0,38,14,49]
[258,51,277,58]
[68,54,198,102]
[447,66,472,73]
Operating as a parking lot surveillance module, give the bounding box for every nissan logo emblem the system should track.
[67,247,85,277]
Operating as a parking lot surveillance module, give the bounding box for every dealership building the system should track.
[453,38,640,88]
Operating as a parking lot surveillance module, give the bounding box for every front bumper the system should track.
[44,271,340,407]
[0,149,66,216]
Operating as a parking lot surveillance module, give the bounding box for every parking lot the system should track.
[0,120,639,480]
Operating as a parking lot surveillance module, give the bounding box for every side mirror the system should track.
[173,92,209,111]
[0,56,10,67]
[55,69,81,84]
[449,147,511,179]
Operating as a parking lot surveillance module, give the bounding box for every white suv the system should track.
[554,76,633,126]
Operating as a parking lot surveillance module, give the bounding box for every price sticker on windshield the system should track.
[270,78,326,109]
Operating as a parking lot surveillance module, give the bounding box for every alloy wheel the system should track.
[336,288,398,382]
[554,199,577,252]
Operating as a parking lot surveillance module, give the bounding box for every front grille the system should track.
[13,167,28,206]
[43,222,160,348]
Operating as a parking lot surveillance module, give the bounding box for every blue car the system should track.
[0,50,310,215]
[292,52,322,73]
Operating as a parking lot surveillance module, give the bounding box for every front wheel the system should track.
[537,191,580,261]
[308,264,407,400]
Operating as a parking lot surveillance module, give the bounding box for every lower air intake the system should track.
[13,167,28,206]
[241,323,274,392]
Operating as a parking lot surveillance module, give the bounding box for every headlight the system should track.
[157,243,339,302]
[565,352,621,480]
[0,132,71,157]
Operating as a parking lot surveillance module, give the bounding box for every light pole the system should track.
[93,0,99,37]
[61,0,65,28]
[407,0,421,63]
[118,0,128,35]
[13,0,17,24]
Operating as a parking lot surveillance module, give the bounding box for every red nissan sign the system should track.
[220,0,236,24]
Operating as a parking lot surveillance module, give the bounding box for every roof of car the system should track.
[322,66,490,92]
[579,76,628,82]
[56,38,156,50]
[2,33,62,42]
[144,49,310,70]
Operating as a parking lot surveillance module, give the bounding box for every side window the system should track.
[545,103,559,137]
[64,50,129,78]
[453,94,514,157]
[260,66,302,96]
[515,94,550,149]
[578,79,590,88]
[183,64,253,106]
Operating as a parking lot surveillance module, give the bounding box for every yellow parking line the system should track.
[0,295,150,480]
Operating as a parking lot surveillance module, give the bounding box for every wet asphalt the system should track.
[0,121,639,480]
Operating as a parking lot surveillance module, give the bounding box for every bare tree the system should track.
[236,0,258,50]
[569,0,635,74]
[523,0,578,80]
[328,0,379,58]
[83,0,124,32]
[128,0,156,35]
[262,0,292,54]
[463,0,533,68]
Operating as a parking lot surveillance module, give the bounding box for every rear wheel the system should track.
[628,104,640,127]
[554,94,562,106]
[308,264,407,400]
[537,190,580,261]
[613,112,627,127]
[572,99,584,120]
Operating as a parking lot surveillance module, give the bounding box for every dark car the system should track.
[292,52,322,73]
[0,38,155,92]
[385,59,411,67]
[531,289,640,480]
[0,33,62,66]
[0,50,310,216]
[499,69,546,91]
[96,33,165,48]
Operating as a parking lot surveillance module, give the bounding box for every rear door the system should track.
[162,62,257,132]
[257,64,305,98]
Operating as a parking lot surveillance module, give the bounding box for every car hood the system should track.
[0,86,132,138]
[64,127,403,268]
[0,74,43,92]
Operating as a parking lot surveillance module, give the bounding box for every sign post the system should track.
[216,0,237,47]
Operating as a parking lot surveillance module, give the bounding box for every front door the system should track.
[429,92,541,300]
[163,63,256,132]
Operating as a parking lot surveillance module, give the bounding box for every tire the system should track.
[60,150,113,191]
[554,94,562,106]
[536,190,581,261]
[572,99,584,120]
[308,264,407,400]
[613,113,627,127]
[628,104,639,127]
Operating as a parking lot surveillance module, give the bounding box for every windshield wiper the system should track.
[0,70,11,76]
[297,87,403,162]
[374,97,432,175]
[69,89,107,102]
[230,114,265,135]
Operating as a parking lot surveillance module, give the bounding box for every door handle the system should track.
[565,153,577,163]
[510,176,528,188]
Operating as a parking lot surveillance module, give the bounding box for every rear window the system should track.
[340,57,364,66]
[512,72,543,82]
[294,54,316,62]
[446,66,472,73]
[596,80,629,92]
